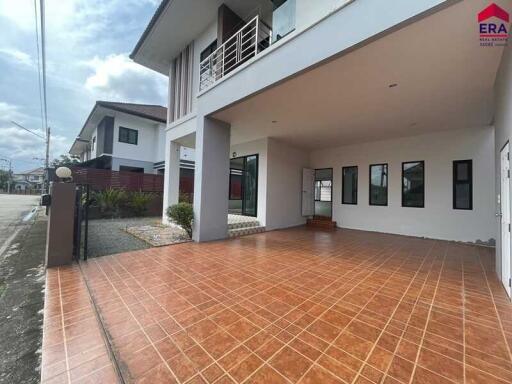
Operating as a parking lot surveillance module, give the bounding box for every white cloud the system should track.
[0,47,33,66]
[84,53,166,104]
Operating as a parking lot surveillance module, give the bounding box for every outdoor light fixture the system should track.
[56,166,72,181]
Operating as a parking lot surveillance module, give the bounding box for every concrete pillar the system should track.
[162,138,181,223]
[46,182,76,267]
[193,117,230,241]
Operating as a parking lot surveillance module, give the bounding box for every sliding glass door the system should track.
[229,155,258,217]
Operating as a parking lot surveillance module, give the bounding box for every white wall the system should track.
[295,0,353,31]
[155,123,167,163]
[310,128,496,243]
[266,138,309,230]
[231,138,268,226]
[111,112,160,164]
[494,44,512,276]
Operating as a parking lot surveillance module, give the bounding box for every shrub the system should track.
[92,188,127,218]
[166,203,193,238]
[127,191,154,216]
[179,191,193,204]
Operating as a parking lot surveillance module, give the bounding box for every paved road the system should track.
[0,194,44,384]
[0,194,40,258]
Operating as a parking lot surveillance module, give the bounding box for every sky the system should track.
[0,0,167,172]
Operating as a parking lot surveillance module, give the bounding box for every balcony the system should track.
[199,0,296,91]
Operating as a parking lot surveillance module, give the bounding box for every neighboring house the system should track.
[131,1,512,295]
[69,101,194,174]
[13,167,44,191]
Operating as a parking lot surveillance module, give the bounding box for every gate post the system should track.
[45,182,76,267]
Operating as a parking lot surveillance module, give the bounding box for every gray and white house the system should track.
[69,101,194,174]
[130,0,512,297]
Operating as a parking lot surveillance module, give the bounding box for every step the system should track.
[228,219,261,230]
[229,226,266,238]
[307,219,337,229]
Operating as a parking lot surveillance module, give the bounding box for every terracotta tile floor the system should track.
[43,227,512,383]
[41,265,118,383]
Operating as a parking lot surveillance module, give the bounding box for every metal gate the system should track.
[72,184,91,261]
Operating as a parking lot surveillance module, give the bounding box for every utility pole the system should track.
[40,0,50,192]
[0,158,12,194]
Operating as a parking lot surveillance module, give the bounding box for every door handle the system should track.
[496,212,503,217]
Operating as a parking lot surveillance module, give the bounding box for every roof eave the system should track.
[130,0,171,61]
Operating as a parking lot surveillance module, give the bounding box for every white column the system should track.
[193,117,230,241]
[162,137,181,223]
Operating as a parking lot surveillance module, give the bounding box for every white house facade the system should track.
[12,167,44,192]
[69,101,194,174]
[131,0,512,296]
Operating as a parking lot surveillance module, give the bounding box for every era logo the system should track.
[478,3,509,37]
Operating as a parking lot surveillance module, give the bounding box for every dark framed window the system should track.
[453,160,473,210]
[119,127,138,145]
[342,166,358,204]
[369,164,388,206]
[200,40,218,62]
[402,161,425,208]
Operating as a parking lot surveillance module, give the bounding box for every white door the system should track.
[302,168,315,216]
[501,143,511,297]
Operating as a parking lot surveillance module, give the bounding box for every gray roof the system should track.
[95,101,167,123]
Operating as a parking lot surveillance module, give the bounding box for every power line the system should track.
[10,121,46,140]
[39,0,51,192]
[33,0,45,135]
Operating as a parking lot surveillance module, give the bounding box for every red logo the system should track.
[478,3,509,46]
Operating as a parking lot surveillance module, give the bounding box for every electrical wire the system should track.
[33,0,45,135]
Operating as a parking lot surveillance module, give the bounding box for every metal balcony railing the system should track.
[199,15,272,91]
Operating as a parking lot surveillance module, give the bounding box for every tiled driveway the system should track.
[45,227,512,383]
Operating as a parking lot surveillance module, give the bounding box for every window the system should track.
[402,161,425,208]
[314,180,332,202]
[369,164,388,206]
[200,40,217,62]
[342,166,358,204]
[453,160,472,210]
[91,136,96,151]
[119,127,138,145]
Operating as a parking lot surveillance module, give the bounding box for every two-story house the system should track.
[131,0,512,296]
[12,167,44,192]
[69,101,194,174]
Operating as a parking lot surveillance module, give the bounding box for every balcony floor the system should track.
[42,227,512,383]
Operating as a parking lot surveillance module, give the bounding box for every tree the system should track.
[0,169,10,190]
[51,154,80,168]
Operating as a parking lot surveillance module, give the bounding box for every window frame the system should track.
[118,126,138,145]
[342,166,358,205]
[369,163,389,206]
[401,160,425,208]
[453,159,473,210]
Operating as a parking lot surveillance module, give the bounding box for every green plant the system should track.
[179,191,193,204]
[128,191,154,216]
[166,203,193,238]
[92,188,127,218]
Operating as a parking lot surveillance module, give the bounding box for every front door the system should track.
[302,168,314,216]
[501,143,511,297]
[229,155,258,217]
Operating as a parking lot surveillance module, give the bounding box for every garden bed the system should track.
[124,222,190,247]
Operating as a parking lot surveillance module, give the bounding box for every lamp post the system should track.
[0,158,12,194]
